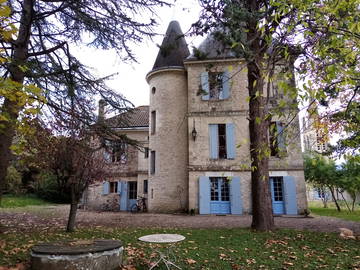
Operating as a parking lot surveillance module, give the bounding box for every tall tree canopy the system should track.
[194,0,359,230]
[0,0,169,197]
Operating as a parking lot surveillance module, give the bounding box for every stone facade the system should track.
[84,20,308,215]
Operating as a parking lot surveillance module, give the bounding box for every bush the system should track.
[5,166,24,195]
[32,172,70,203]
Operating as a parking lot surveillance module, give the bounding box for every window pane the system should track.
[209,72,223,100]
[150,151,156,174]
[151,111,156,134]
[221,178,230,201]
[129,182,137,199]
[143,180,148,194]
[210,178,219,201]
[218,124,227,159]
[272,177,283,201]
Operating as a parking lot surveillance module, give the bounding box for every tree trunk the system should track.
[328,186,341,212]
[246,0,274,231]
[249,88,274,231]
[0,0,34,203]
[66,184,78,232]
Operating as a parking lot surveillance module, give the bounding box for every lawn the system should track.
[1,227,359,269]
[0,194,51,208]
[309,201,360,222]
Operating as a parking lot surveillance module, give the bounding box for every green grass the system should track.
[1,227,359,269]
[0,194,51,208]
[309,201,360,222]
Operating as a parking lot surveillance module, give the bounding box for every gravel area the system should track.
[1,205,359,234]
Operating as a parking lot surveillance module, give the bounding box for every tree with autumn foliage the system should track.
[194,0,359,230]
[0,0,170,203]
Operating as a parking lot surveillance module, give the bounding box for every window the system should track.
[210,177,230,201]
[111,142,127,163]
[109,182,118,193]
[218,124,227,159]
[209,123,235,159]
[144,147,149,158]
[151,111,156,134]
[128,182,137,200]
[209,72,224,99]
[102,181,119,195]
[200,71,230,100]
[150,151,156,174]
[143,180,148,194]
[269,121,285,157]
[271,177,283,201]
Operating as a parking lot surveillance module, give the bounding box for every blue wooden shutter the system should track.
[221,71,231,99]
[120,181,128,211]
[230,177,243,214]
[283,176,297,215]
[201,72,209,100]
[199,176,211,214]
[102,181,110,195]
[276,121,286,152]
[209,124,219,159]
[226,123,236,159]
[117,181,121,194]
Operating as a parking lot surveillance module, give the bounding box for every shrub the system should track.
[32,172,70,203]
[5,166,24,195]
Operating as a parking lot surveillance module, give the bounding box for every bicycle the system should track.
[130,196,147,213]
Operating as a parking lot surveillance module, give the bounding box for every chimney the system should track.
[97,99,106,122]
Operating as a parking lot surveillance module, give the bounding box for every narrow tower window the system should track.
[151,110,156,134]
[150,151,156,174]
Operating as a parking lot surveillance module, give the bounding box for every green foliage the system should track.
[1,228,360,268]
[0,194,50,208]
[309,201,360,222]
[339,156,360,202]
[4,165,23,195]
[32,172,70,203]
[304,154,338,187]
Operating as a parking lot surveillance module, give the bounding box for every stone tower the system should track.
[146,21,190,212]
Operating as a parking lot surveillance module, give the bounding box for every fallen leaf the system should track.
[186,258,196,265]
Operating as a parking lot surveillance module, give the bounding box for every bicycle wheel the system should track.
[130,204,139,213]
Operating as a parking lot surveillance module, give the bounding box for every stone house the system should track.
[84,21,308,215]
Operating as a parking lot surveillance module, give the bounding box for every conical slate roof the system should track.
[186,32,236,61]
[152,21,190,70]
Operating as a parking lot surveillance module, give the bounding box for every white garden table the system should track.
[138,234,185,270]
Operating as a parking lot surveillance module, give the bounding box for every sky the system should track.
[73,1,203,107]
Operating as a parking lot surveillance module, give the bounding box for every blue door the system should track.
[270,177,285,215]
[128,181,137,211]
[210,177,231,214]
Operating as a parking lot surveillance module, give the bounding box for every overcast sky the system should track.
[73,1,203,107]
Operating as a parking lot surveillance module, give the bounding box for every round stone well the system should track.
[31,239,123,270]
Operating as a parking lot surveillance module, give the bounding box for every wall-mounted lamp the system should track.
[191,119,197,141]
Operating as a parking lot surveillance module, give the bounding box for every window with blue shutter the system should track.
[119,181,128,211]
[200,70,231,101]
[221,71,231,99]
[201,72,209,100]
[276,122,286,153]
[226,123,236,159]
[283,176,297,215]
[270,121,286,157]
[117,181,121,194]
[209,123,236,160]
[102,181,110,195]
[199,176,211,214]
[209,124,219,159]
[230,177,243,214]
